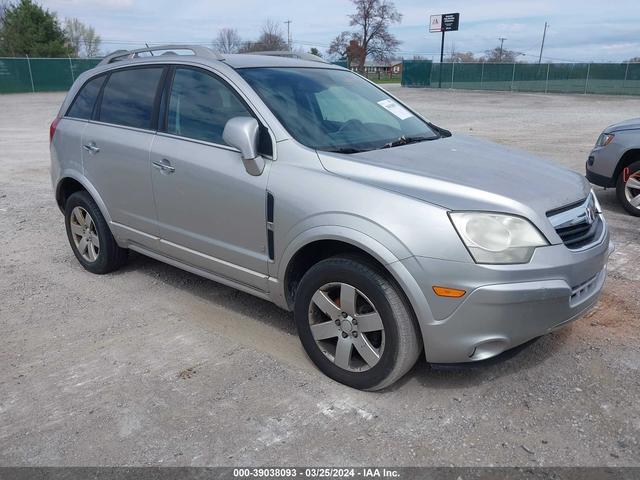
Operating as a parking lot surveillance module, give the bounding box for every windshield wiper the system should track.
[324,147,368,154]
[380,135,434,149]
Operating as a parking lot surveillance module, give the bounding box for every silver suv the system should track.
[586,118,640,216]
[50,45,612,390]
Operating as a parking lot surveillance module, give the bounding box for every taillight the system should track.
[49,117,61,144]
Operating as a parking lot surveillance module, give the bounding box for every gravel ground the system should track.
[0,88,639,467]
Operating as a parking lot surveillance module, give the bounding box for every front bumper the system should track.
[585,143,624,188]
[401,228,613,363]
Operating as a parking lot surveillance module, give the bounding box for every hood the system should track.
[317,134,590,218]
[605,117,640,133]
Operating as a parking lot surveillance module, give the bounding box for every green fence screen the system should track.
[402,61,640,96]
[0,57,101,93]
[2,57,639,96]
[400,59,432,87]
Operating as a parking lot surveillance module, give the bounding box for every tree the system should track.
[328,0,402,71]
[64,17,101,57]
[240,19,287,52]
[258,19,287,50]
[82,25,100,57]
[0,0,72,57]
[328,31,353,59]
[309,47,322,58]
[447,51,479,63]
[215,27,242,54]
[64,17,82,56]
[484,46,518,63]
[627,57,640,63]
[0,1,8,25]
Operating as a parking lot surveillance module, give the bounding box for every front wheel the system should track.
[294,256,422,391]
[616,160,640,217]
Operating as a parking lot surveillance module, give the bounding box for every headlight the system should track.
[595,133,615,147]
[449,212,549,264]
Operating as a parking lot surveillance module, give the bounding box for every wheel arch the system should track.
[55,172,113,225]
[275,227,435,338]
[613,148,640,181]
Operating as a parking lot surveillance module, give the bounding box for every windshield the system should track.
[238,67,439,153]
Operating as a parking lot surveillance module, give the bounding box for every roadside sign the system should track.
[429,15,441,33]
[429,12,460,88]
[429,13,459,32]
[442,13,459,31]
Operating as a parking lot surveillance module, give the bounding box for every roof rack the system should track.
[98,45,224,66]
[248,51,328,64]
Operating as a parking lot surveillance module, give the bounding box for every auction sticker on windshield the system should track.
[377,99,414,120]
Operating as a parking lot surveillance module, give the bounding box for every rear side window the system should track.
[166,67,251,145]
[67,75,105,120]
[99,67,163,129]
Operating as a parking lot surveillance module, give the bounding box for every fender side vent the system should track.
[266,192,274,223]
[266,192,275,260]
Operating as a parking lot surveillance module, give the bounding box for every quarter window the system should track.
[67,75,105,120]
[99,67,163,129]
[167,68,251,145]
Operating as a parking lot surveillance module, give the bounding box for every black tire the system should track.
[616,160,640,217]
[64,191,127,274]
[294,255,422,391]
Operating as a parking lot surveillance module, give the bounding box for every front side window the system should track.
[238,67,439,153]
[166,68,251,145]
[67,74,105,120]
[99,67,163,129]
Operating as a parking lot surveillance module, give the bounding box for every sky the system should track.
[43,0,640,63]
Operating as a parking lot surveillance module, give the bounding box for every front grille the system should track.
[547,195,603,250]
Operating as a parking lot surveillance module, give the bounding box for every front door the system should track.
[150,66,271,291]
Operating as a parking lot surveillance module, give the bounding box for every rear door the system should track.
[149,66,271,291]
[82,66,165,248]
[57,74,107,177]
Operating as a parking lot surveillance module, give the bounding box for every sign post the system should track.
[429,12,460,88]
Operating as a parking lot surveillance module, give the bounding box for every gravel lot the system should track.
[1,88,639,467]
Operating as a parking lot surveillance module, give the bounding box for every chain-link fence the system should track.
[402,60,640,96]
[0,57,101,93]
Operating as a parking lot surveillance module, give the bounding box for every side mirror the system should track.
[222,117,265,176]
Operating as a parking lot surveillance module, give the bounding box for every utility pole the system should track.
[538,22,548,64]
[498,37,507,62]
[284,20,292,51]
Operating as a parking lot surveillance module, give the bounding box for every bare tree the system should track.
[82,25,100,57]
[328,31,353,59]
[447,51,479,63]
[215,27,242,54]
[258,19,287,50]
[64,17,101,57]
[64,17,83,56]
[484,46,517,63]
[328,0,402,71]
[328,33,364,68]
[240,19,287,52]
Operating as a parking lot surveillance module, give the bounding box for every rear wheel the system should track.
[294,256,421,391]
[64,191,127,274]
[616,160,640,217]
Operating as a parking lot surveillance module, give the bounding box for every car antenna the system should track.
[145,43,154,56]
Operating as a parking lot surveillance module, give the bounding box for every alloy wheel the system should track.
[308,282,385,372]
[624,171,640,210]
[69,206,100,262]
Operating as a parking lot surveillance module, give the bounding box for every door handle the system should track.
[83,142,100,154]
[152,159,175,174]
